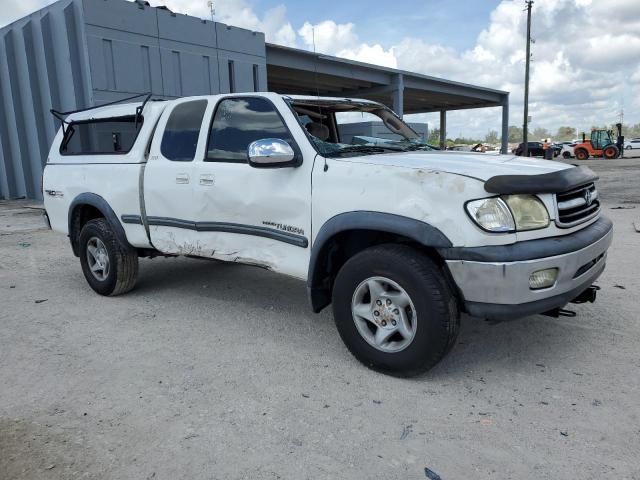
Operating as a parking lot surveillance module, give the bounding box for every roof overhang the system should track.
[266,44,508,114]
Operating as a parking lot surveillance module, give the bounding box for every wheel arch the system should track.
[68,193,130,257]
[308,211,453,313]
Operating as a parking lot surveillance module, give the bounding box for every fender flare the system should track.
[307,211,452,312]
[68,193,131,256]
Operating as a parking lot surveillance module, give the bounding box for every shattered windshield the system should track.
[287,99,435,157]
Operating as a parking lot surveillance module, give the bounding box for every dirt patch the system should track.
[0,417,97,480]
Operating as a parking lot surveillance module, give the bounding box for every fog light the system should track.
[529,268,558,290]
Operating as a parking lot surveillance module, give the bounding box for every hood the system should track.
[343,151,571,181]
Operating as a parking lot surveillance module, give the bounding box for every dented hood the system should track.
[344,151,571,181]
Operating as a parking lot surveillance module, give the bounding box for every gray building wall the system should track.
[0,0,268,200]
[338,121,429,145]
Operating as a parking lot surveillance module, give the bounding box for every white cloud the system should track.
[3,0,639,137]
[146,0,297,46]
[298,20,357,53]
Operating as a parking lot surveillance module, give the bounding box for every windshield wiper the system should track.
[329,145,403,156]
[401,143,435,151]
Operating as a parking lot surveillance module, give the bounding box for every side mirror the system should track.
[248,138,297,168]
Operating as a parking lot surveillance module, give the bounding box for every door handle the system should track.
[175,173,190,184]
[199,174,215,186]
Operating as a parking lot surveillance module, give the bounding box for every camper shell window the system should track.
[60,115,143,155]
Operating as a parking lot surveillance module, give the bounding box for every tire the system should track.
[603,145,619,159]
[575,149,589,160]
[626,145,632,150]
[332,244,460,377]
[562,151,572,159]
[79,218,138,296]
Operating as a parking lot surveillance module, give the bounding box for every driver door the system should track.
[191,95,314,279]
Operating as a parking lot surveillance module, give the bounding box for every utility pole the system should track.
[207,1,215,22]
[522,0,533,157]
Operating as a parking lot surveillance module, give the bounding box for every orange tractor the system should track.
[573,123,623,160]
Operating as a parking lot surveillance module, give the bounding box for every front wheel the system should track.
[575,149,589,160]
[603,145,619,159]
[332,245,460,377]
[563,151,572,159]
[79,218,138,296]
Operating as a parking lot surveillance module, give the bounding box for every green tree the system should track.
[428,127,440,145]
[508,125,523,143]
[625,123,640,138]
[532,127,551,141]
[485,130,499,144]
[555,126,576,141]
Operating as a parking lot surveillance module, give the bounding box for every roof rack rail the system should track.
[50,92,153,136]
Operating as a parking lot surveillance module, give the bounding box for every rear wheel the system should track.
[332,244,460,377]
[626,145,632,150]
[603,145,619,159]
[562,151,572,159]
[575,148,589,160]
[79,218,138,296]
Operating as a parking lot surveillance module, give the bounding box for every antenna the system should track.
[207,1,215,22]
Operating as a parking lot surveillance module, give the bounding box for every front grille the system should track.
[555,182,600,227]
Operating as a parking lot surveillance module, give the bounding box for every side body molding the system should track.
[68,193,131,256]
[308,211,452,313]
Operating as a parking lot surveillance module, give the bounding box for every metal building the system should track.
[0,0,267,200]
[0,0,509,200]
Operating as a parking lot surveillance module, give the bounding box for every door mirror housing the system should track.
[248,138,299,168]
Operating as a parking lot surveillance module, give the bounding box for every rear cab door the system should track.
[143,97,210,254]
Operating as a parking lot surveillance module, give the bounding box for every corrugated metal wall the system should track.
[0,0,91,199]
[0,0,268,200]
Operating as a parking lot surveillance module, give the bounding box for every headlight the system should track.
[466,195,549,232]
[504,194,549,230]
[466,198,515,232]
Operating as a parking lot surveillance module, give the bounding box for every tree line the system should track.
[427,123,640,146]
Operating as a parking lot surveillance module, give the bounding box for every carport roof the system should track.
[266,43,509,114]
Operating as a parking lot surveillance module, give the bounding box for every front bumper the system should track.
[441,217,613,320]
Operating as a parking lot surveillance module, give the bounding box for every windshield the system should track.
[287,99,435,157]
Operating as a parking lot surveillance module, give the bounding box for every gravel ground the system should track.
[1,158,639,480]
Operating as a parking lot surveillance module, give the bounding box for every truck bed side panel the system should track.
[43,163,150,248]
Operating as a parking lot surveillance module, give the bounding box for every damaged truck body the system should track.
[43,93,613,376]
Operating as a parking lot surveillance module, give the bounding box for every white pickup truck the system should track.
[43,92,613,376]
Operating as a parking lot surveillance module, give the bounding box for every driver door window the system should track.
[206,97,296,163]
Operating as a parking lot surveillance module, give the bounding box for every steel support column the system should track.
[392,73,404,118]
[501,94,509,154]
[439,110,447,149]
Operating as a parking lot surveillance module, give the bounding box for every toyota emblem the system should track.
[584,189,593,206]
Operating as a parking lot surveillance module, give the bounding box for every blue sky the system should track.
[249,0,499,51]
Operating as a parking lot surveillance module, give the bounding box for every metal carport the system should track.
[266,44,510,153]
